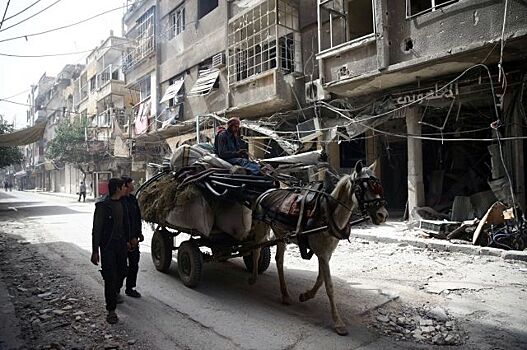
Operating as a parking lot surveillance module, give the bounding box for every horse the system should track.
[250,160,388,335]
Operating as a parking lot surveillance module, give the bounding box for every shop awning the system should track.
[160,79,184,103]
[0,121,47,147]
[14,170,27,178]
[188,69,220,97]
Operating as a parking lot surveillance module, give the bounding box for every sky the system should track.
[0,0,125,129]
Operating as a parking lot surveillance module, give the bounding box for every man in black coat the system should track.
[90,178,127,324]
[121,176,144,298]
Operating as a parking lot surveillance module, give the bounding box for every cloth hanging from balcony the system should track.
[188,69,220,97]
[134,99,151,135]
[0,121,47,147]
[160,79,184,103]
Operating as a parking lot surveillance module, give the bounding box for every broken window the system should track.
[228,0,301,84]
[89,76,96,92]
[138,76,151,102]
[318,0,375,52]
[170,5,185,39]
[406,0,458,18]
[198,0,218,19]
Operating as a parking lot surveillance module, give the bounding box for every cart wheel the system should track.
[177,240,203,288]
[151,229,173,273]
[243,246,271,274]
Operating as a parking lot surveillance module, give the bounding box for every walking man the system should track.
[90,178,128,324]
[78,181,87,202]
[121,176,144,298]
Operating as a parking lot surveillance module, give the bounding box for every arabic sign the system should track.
[393,82,459,106]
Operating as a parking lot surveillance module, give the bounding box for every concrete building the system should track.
[24,73,55,191]
[72,34,133,198]
[119,0,526,218]
[314,0,527,215]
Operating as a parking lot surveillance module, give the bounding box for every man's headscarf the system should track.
[227,117,240,127]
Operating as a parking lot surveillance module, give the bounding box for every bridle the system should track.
[352,175,387,216]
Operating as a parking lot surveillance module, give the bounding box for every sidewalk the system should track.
[351,220,527,262]
[27,189,95,202]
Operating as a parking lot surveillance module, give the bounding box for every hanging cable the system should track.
[0,4,131,43]
[2,0,43,22]
[0,0,63,33]
[0,0,11,29]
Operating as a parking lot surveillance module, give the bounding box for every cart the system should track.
[138,167,277,288]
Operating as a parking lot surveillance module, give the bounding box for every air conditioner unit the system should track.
[296,117,324,143]
[212,52,226,69]
[305,79,330,103]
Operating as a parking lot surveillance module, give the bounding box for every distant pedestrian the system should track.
[78,181,87,202]
[7,181,12,192]
[90,178,128,324]
[4,180,8,192]
[121,176,144,298]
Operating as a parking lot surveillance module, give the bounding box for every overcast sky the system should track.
[0,0,125,129]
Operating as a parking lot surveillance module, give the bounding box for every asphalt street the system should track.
[1,190,526,350]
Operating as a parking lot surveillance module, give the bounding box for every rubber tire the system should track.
[177,240,203,288]
[151,229,173,273]
[243,246,271,274]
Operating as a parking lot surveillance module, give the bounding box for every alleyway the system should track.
[0,190,526,350]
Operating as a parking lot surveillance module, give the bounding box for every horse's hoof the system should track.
[335,326,348,336]
[281,296,292,305]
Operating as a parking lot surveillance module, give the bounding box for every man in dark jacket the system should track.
[214,117,260,175]
[121,176,144,298]
[90,178,127,324]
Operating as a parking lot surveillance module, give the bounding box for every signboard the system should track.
[392,82,459,106]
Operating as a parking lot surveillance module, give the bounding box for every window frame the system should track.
[405,0,459,19]
[198,0,218,20]
[170,4,185,39]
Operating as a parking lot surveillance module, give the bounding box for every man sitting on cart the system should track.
[214,117,261,175]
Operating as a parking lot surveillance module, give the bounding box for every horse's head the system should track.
[350,160,388,225]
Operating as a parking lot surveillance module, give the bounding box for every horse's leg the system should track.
[319,256,348,336]
[299,260,323,302]
[275,241,292,305]
[248,248,260,285]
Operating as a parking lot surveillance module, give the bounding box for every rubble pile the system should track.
[371,304,466,346]
[0,227,141,349]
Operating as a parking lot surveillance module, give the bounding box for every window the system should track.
[138,76,151,101]
[89,76,96,92]
[347,0,374,41]
[170,5,185,39]
[406,0,458,18]
[198,0,218,19]
[228,0,301,84]
[168,74,185,107]
[318,0,375,52]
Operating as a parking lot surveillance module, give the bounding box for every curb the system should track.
[351,232,527,262]
[33,191,95,202]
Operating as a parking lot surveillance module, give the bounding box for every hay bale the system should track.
[137,173,200,224]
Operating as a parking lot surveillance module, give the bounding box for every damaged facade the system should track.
[18,0,527,219]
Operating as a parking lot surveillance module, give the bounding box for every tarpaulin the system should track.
[0,121,47,147]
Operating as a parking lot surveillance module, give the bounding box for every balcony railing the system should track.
[122,34,155,72]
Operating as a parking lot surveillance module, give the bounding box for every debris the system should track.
[427,306,449,322]
[472,201,506,245]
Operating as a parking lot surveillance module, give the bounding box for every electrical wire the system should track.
[0,0,11,29]
[0,4,131,43]
[0,88,30,100]
[0,0,63,33]
[2,0,43,22]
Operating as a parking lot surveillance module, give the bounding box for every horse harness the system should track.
[256,175,386,259]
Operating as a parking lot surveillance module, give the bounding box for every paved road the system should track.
[1,190,526,349]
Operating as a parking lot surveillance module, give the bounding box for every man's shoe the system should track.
[106,311,118,324]
[116,294,124,304]
[125,289,141,298]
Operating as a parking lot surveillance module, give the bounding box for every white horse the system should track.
[251,161,388,335]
